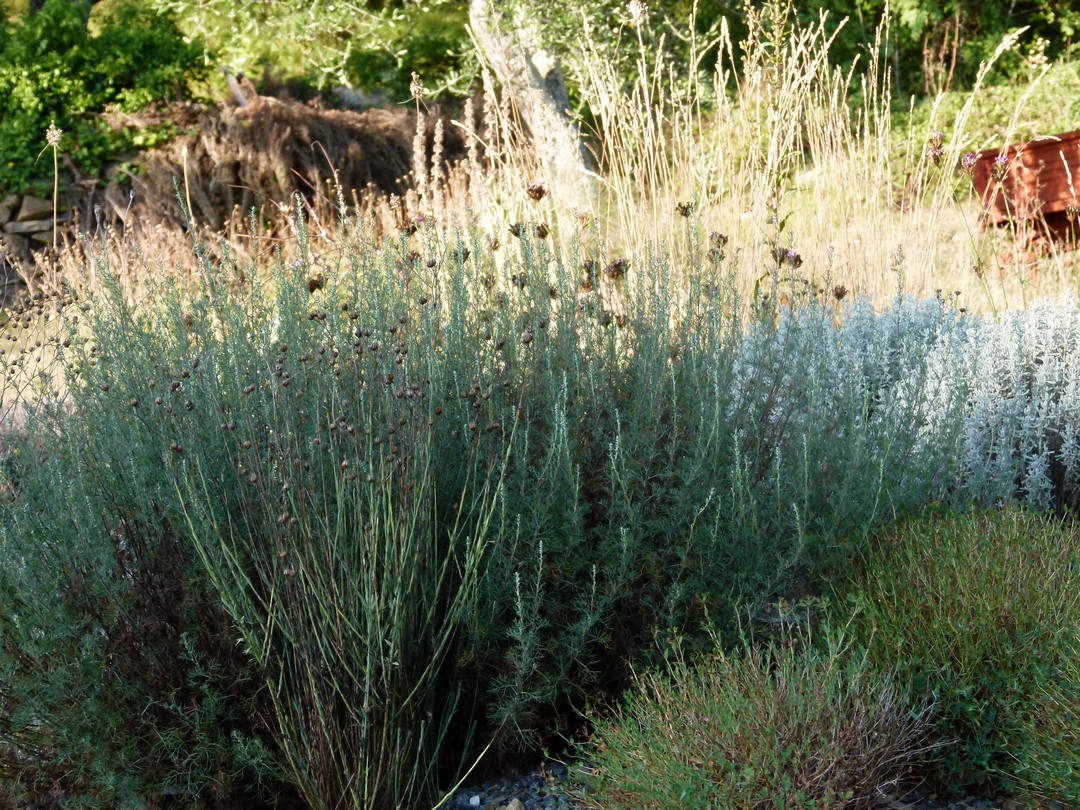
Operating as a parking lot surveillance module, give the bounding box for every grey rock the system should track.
[15,195,55,222]
[5,219,54,235]
[0,232,31,265]
[0,194,20,223]
[30,230,56,246]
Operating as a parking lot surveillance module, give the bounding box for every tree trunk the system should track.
[469,0,596,210]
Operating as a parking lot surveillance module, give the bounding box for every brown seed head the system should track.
[605,258,629,279]
[527,181,547,201]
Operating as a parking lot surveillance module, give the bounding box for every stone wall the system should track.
[0,193,67,270]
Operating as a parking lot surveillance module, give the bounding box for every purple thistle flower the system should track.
[959,152,978,178]
[926,129,946,166]
[991,154,1010,182]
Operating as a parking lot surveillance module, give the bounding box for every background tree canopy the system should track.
[0,0,207,193]
[818,0,1079,95]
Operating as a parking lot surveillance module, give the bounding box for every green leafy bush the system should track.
[0,0,207,194]
[344,5,473,100]
[572,623,936,809]
[833,507,1080,801]
[149,0,473,98]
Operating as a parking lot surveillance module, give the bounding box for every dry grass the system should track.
[558,5,1078,311]
[9,4,1080,320]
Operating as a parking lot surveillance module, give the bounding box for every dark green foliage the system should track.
[833,507,1080,801]
[889,0,1077,89]
[514,0,1077,120]
[0,0,207,194]
[345,5,471,100]
[790,0,1078,95]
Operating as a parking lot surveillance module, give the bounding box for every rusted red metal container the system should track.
[973,129,1080,243]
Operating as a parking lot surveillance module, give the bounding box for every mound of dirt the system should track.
[104,91,467,233]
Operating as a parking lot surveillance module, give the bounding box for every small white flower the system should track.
[45,121,62,148]
[409,72,425,101]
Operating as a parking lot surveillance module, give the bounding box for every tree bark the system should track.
[469,0,596,210]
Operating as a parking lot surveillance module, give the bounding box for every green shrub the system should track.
[1005,647,1079,806]
[833,507,1080,801]
[149,0,473,98]
[449,245,976,751]
[571,623,936,809]
[841,0,1077,93]
[344,5,472,100]
[0,0,207,194]
[19,202,1080,801]
[0,215,514,807]
[1,211,983,793]
[168,244,514,806]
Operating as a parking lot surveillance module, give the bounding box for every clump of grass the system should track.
[30,2,1076,319]
[571,620,937,809]
[172,230,515,806]
[832,507,1080,801]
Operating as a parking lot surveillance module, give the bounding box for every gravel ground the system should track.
[8,759,1066,808]
[442,759,1065,810]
